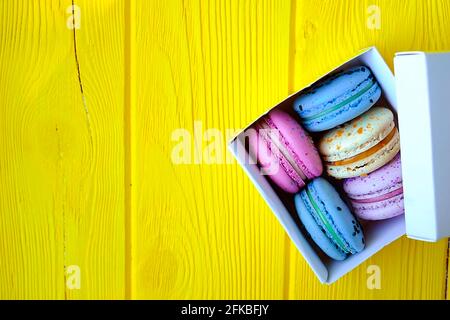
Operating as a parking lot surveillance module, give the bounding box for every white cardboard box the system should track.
[395,51,450,242]
[228,47,450,284]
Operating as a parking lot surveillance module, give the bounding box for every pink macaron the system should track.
[248,109,323,193]
[343,153,404,220]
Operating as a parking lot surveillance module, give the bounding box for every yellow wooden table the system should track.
[1,0,449,300]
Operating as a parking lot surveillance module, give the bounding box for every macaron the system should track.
[343,153,404,221]
[318,107,400,179]
[295,177,365,261]
[293,66,382,132]
[248,109,323,194]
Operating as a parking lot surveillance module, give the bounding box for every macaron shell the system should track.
[319,107,395,162]
[295,66,375,117]
[350,193,404,220]
[248,126,303,194]
[326,129,400,179]
[295,193,347,260]
[343,154,404,220]
[294,66,382,132]
[295,178,365,261]
[307,178,365,254]
[268,109,323,178]
[302,82,380,132]
[343,153,403,200]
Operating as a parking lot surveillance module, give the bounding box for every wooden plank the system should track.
[288,0,450,299]
[0,0,125,299]
[62,0,126,300]
[133,0,292,299]
[0,0,68,299]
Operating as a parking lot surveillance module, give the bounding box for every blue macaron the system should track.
[293,66,381,132]
[295,177,365,260]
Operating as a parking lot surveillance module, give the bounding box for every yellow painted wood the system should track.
[1,0,449,299]
[0,0,125,299]
[63,0,126,300]
[0,0,68,299]
[287,0,450,299]
[133,0,292,299]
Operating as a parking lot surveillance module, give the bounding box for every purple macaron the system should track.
[343,153,404,220]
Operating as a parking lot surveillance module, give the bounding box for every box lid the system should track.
[394,51,450,242]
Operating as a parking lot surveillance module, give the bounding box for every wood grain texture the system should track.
[63,0,125,300]
[1,0,449,300]
[0,0,125,299]
[133,0,292,299]
[0,0,68,299]
[288,0,450,299]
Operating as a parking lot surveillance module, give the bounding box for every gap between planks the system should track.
[124,0,135,300]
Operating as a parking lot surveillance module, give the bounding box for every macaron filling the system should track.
[257,119,308,184]
[328,127,397,166]
[301,78,377,122]
[305,187,351,254]
[350,187,403,204]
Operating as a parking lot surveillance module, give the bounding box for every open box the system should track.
[228,47,450,284]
